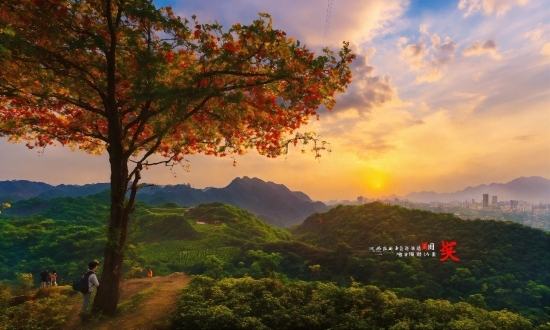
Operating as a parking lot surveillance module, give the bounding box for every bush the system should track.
[171,276,535,330]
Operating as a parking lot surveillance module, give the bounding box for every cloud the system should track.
[523,24,550,61]
[458,0,529,17]
[330,48,399,115]
[317,103,425,161]
[398,31,457,83]
[524,27,544,41]
[419,23,429,35]
[462,39,502,59]
[432,34,458,54]
[169,0,407,48]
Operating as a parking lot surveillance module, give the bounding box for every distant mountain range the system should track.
[1,176,548,225]
[380,176,550,204]
[0,177,326,227]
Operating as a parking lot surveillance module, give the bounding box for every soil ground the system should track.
[64,273,190,330]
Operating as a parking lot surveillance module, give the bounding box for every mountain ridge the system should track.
[0,177,326,227]
[385,176,550,203]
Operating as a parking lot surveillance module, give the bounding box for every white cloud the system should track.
[398,31,457,83]
[462,39,502,59]
[525,28,543,41]
[458,0,529,17]
[419,23,429,35]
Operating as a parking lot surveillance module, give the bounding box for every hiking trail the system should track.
[64,272,190,330]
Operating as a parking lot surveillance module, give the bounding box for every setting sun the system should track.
[360,168,388,195]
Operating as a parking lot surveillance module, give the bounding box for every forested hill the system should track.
[288,202,550,323]
[292,202,549,285]
[294,202,549,254]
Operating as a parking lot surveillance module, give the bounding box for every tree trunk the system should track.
[92,140,131,315]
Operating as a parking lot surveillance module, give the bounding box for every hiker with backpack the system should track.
[79,260,100,312]
[40,270,49,288]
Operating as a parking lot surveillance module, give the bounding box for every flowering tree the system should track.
[0,0,354,314]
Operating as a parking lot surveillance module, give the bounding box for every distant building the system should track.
[357,196,364,205]
[492,196,497,205]
[483,194,489,208]
[510,200,519,209]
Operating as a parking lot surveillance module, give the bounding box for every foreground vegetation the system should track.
[172,275,545,330]
[0,284,74,330]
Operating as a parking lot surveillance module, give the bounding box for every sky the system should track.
[1,0,549,202]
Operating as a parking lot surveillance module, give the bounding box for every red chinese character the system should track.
[439,240,460,262]
[318,218,323,223]
[421,242,428,251]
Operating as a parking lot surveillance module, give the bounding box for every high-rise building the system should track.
[357,196,364,205]
[492,196,497,205]
[483,194,489,208]
[510,200,519,209]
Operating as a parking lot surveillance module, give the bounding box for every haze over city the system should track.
[0,0,548,202]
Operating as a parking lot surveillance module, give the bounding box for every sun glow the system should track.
[361,168,389,195]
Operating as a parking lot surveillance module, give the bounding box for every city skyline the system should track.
[1,0,549,201]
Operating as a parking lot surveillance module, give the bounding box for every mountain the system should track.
[398,176,550,203]
[0,177,327,227]
[136,176,327,227]
[0,180,54,202]
[0,180,110,202]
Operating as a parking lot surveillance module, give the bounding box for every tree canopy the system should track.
[0,0,353,159]
[0,0,354,314]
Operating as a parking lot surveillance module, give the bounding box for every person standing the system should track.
[50,270,58,286]
[82,261,100,312]
[40,270,49,288]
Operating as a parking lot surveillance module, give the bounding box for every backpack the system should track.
[72,271,94,293]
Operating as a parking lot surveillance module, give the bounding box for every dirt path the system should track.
[64,273,190,330]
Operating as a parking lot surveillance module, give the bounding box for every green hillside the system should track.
[0,196,292,284]
[130,203,292,275]
[0,193,110,285]
[285,202,550,325]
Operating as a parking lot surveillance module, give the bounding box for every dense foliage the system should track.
[0,193,109,285]
[171,275,542,330]
[0,285,74,330]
